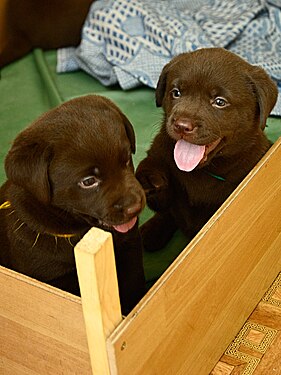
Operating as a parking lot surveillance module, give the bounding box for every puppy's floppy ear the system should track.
[155,64,169,107]
[5,136,53,205]
[121,114,136,154]
[247,66,278,130]
[155,56,181,107]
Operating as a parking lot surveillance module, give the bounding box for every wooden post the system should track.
[74,227,122,375]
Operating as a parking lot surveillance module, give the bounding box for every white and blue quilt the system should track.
[57,0,281,115]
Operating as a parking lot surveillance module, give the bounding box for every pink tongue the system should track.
[113,216,137,233]
[174,139,205,172]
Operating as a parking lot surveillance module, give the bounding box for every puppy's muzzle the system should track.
[114,201,143,217]
[110,191,145,233]
[173,118,197,136]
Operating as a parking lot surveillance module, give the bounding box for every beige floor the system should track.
[211,272,281,375]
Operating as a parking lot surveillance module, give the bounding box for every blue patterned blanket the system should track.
[57,0,281,116]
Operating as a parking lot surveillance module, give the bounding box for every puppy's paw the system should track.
[136,170,169,211]
[141,213,177,252]
[137,169,167,191]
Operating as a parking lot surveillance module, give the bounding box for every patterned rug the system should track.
[211,273,281,375]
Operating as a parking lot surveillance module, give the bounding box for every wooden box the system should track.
[1,132,281,374]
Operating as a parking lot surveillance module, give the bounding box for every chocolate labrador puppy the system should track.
[0,0,93,67]
[136,48,278,251]
[0,95,146,313]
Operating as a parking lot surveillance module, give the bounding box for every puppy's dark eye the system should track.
[78,176,99,189]
[171,88,181,99]
[212,97,228,108]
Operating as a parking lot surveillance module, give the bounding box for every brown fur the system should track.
[0,95,146,314]
[136,48,278,251]
[0,0,93,68]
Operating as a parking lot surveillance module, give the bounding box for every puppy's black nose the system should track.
[113,201,142,216]
[174,118,195,134]
[125,202,142,216]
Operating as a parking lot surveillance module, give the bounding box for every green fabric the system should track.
[0,49,280,284]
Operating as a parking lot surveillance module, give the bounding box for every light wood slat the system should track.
[0,267,92,375]
[74,227,122,375]
[108,138,281,375]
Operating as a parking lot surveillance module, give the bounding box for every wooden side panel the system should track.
[109,139,281,375]
[0,267,92,375]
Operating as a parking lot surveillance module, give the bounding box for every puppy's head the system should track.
[5,95,145,233]
[156,48,278,171]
